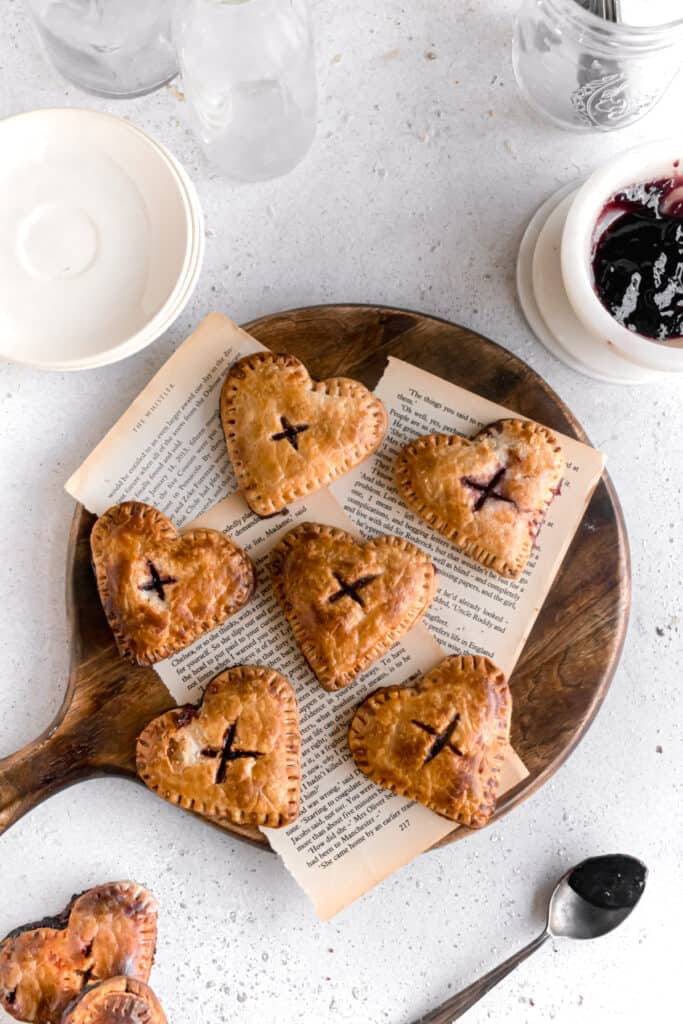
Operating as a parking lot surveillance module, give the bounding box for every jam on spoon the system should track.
[592,174,683,342]
[568,853,647,911]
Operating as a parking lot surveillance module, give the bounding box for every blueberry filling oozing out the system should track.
[328,573,378,608]
[200,719,263,784]
[461,467,515,512]
[138,562,176,601]
[271,416,309,451]
[412,714,464,765]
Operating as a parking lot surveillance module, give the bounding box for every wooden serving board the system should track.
[0,305,630,851]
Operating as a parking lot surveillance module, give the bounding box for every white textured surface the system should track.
[1,2,682,1022]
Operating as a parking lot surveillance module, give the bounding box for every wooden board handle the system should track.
[0,508,181,838]
[0,723,93,836]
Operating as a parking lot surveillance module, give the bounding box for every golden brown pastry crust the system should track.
[0,882,157,1024]
[270,523,438,691]
[136,666,301,828]
[90,501,256,665]
[221,351,388,515]
[348,655,511,827]
[61,977,166,1024]
[396,418,564,579]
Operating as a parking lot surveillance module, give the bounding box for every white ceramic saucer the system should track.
[0,109,204,371]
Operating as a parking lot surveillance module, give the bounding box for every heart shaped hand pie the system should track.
[136,666,301,828]
[90,502,256,665]
[0,882,157,1024]
[62,978,166,1024]
[348,655,511,827]
[396,419,564,578]
[221,352,388,515]
[270,523,438,691]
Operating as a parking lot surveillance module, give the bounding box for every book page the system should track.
[65,314,265,525]
[155,488,527,920]
[331,357,605,678]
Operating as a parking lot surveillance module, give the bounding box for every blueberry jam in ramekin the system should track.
[592,172,683,342]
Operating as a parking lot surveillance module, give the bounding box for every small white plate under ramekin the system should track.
[0,108,204,371]
[518,140,683,385]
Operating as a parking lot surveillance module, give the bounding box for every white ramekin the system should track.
[561,140,683,375]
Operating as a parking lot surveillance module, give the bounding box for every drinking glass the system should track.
[174,0,317,182]
[513,0,683,131]
[23,0,178,98]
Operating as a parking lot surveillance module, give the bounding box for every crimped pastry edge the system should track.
[1,882,158,955]
[220,351,388,515]
[135,665,301,828]
[61,976,167,1024]
[270,522,438,691]
[395,419,564,579]
[90,501,256,665]
[0,882,158,1024]
[347,654,511,828]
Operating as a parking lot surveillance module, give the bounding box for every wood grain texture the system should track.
[0,305,630,852]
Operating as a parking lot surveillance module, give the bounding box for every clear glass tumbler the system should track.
[174,0,317,182]
[24,0,178,98]
[513,0,683,131]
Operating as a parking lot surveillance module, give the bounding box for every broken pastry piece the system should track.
[396,418,564,578]
[0,882,157,1024]
[220,351,388,515]
[270,523,438,691]
[61,977,167,1024]
[90,501,256,664]
[136,666,301,828]
[348,655,511,827]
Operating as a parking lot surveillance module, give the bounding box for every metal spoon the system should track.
[576,0,621,20]
[414,854,648,1023]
